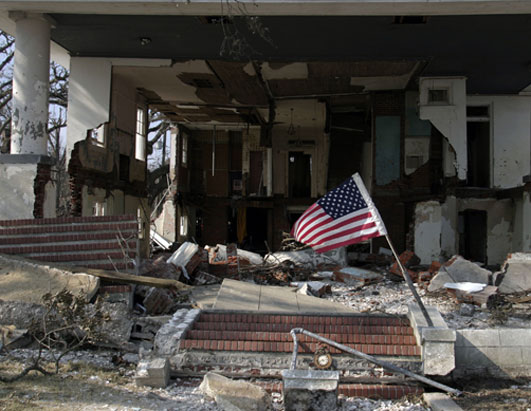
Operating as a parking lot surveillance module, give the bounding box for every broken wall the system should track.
[414,201,442,264]
[419,77,467,180]
[415,197,514,265]
[466,95,531,188]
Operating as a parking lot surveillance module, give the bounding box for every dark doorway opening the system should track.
[289,151,311,198]
[467,121,490,187]
[459,209,487,264]
[245,207,268,253]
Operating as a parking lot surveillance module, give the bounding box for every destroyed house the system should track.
[0,1,530,265]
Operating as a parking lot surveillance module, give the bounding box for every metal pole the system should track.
[289,328,461,396]
[385,234,433,327]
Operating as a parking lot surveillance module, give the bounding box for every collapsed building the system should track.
[0,2,530,264]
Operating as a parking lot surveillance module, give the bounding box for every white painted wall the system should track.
[467,95,531,188]
[419,77,467,180]
[414,200,442,264]
[66,58,112,159]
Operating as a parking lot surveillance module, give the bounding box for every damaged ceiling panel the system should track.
[206,61,269,106]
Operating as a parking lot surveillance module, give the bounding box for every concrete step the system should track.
[0,221,138,236]
[0,240,137,254]
[0,214,137,227]
[257,380,423,399]
[20,251,136,263]
[0,231,137,245]
[180,338,420,356]
[185,329,417,346]
[0,215,139,271]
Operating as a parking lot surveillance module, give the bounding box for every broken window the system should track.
[135,107,146,161]
[92,201,106,216]
[467,106,490,187]
[88,124,106,147]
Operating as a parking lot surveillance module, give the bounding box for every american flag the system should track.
[290,173,387,253]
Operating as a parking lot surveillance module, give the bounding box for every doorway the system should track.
[467,106,490,187]
[288,151,312,198]
[459,209,487,264]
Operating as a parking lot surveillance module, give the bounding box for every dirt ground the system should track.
[1,351,531,410]
[0,355,219,411]
[454,378,531,411]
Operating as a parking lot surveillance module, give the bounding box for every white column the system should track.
[9,12,51,155]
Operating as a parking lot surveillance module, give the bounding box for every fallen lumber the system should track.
[67,266,191,291]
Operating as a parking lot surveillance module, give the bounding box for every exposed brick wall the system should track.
[33,163,52,218]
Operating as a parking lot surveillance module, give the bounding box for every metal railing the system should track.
[289,327,462,396]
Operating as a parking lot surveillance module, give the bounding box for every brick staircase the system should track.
[176,311,424,399]
[0,215,139,271]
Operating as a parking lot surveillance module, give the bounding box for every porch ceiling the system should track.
[50,14,531,96]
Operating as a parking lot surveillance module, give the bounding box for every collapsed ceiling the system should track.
[114,60,419,126]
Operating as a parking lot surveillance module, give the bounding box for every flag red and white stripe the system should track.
[290,173,387,253]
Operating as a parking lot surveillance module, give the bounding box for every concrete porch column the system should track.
[9,11,51,155]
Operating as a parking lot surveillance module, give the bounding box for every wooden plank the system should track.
[68,266,191,291]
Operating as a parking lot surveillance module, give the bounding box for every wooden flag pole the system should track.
[384,234,434,327]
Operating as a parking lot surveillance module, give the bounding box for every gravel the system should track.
[327,276,531,329]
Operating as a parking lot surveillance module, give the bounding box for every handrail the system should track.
[289,327,462,396]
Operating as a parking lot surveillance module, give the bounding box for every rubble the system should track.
[94,302,134,347]
[209,243,264,265]
[167,241,202,279]
[496,252,531,294]
[199,372,272,411]
[135,357,170,388]
[428,256,491,292]
[265,247,347,268]
[332,267,383,285]
[291,281,331,297]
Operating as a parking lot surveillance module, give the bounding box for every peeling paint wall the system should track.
[419,77,467,180]
[42,180,56,218]
[0,164,38,219]
[440,195,458,259]
[414,200,442,264]
[467,95,531,188]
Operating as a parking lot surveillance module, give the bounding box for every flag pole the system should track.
[384,234,434,327]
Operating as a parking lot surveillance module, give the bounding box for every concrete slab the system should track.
[214,279,261,311]
[213,279,355,313]
[190,284,221,309]
[423,393,463,411]
[0,253,99,304]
